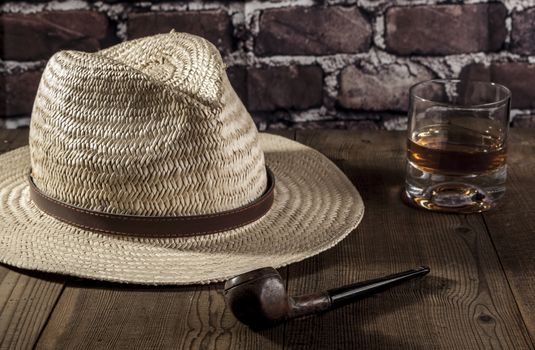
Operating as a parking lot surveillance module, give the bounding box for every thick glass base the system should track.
[404,161,506,213]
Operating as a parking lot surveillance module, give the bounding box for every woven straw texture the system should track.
[30,32,265,216]
[0,32,364,284]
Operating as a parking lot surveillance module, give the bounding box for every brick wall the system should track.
[1,0,535,130]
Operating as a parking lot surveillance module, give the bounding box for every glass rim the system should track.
[409,79,511,109]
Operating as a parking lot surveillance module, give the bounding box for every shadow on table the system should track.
[250,274,450,350]
[3,265,451,348]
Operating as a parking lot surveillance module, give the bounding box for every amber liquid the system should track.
[407,124,506,175]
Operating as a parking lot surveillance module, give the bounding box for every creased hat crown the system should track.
[29,32,266,216]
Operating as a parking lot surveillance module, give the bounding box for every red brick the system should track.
[270,120,381,130]
[255,6,371,56]
[337,63,434,111]
[1,11,109,61]
[512,115,535,128]
[0,71,42,117]
[385,4,507,55]
[511,8,535,56]
[247,66,323,111]
[226,66,247,105]
[127,10,234,53]
[293,120,381,130]
[459,63,535,109]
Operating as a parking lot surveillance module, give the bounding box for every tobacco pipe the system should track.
[224,265,430,329]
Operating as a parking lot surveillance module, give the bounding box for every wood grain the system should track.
[0,267,64,350]
[34,130,294,350]
[283,129,533,349]
[0,129,66,350]
[482,128,535,344]
[35,280,287,350]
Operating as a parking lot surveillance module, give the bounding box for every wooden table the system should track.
[1,128,534,349]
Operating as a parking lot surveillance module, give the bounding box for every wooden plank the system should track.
[0,268,64,350]
[35,281,285,349]
[281,130,533,349]
[481,128,535,343]
[35,130,295,350]
[0,129,66,350]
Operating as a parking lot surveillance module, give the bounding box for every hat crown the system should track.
[29,32,267,216]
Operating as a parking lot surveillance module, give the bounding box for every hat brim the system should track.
[0,134,364,285]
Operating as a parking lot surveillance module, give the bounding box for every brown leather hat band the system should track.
[28,168,275,237]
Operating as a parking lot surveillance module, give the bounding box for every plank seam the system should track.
[31,282,66,350]
[481,213,535,348]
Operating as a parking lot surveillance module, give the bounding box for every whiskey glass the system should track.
[404,79,511,213]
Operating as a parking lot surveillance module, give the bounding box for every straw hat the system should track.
[0,32,364,284]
